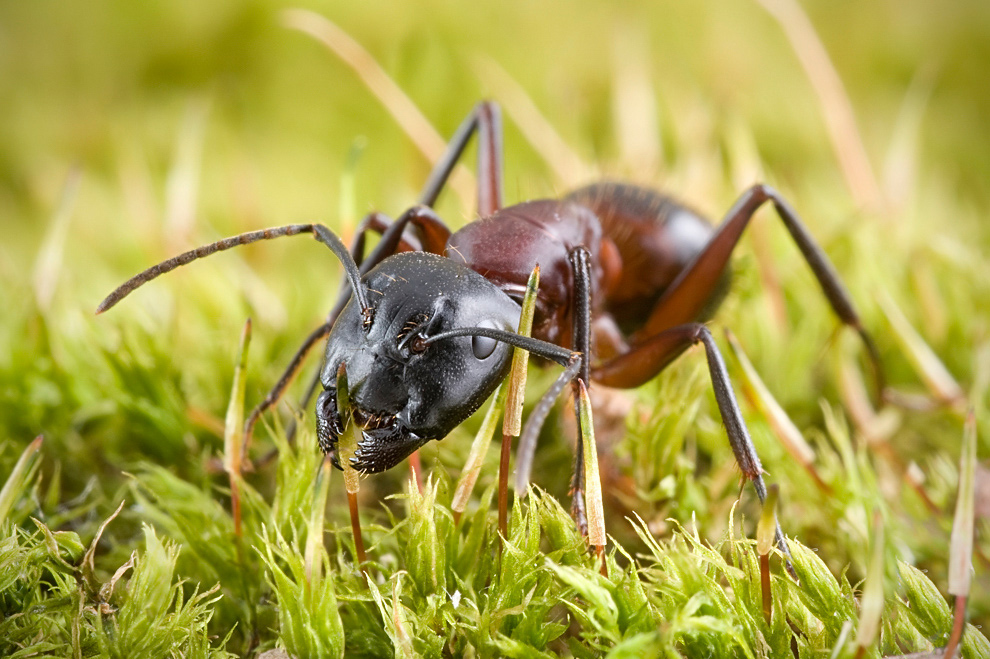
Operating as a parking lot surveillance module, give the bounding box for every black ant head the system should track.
[317,251,521,473]
[94,221,539,474]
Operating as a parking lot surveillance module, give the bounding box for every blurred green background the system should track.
[2,0,989,652]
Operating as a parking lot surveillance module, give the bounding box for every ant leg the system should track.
[351,211,417,265]
[510,249,593,535]
[476,101,503,216]
[249,211,403,447]
[497,246,599,544]
[302,101,504,383]
[314,100,505,376]
[418,101,503,216]
[243,320,332,443]
[593,323,796,575]
[275,211,400,445]
[567,247,593,535]
[356,205,451,268]
[637,184,883,399]
[513,248,595,530]
[351,205,454,265]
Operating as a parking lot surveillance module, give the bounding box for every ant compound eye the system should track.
[472,334,498,360]
[470,319,502,360]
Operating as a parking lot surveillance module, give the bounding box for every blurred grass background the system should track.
[2,0,989,656]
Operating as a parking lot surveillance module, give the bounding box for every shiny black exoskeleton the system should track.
[315,252,521,472]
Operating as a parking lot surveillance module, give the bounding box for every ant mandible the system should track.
[98,101,885,571]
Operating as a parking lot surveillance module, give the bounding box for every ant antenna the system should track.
[96,223,371,318]
[311,225,371,319]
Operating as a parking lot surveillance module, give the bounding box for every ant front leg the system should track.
[637,184,884,401]
[243,320,334,447]
[512,244,606,572]
[567,247,594,536]
[593,323,796,576]
[512,247,596,537]
[418,100,503,215]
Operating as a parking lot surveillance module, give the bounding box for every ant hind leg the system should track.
[637,184,884,402]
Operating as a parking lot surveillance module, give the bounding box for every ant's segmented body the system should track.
[99,101,884,567]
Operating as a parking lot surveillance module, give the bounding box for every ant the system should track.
[98,101,885,572]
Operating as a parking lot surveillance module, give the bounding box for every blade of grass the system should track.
[755,0,883,212]
[281,9,474,209]
[756,483,779,625]
[504,265,540,438]
[164,98,209,251]
[32,167,81,312]
[501,265,540,541]
[944,410,977,659]
[878,289,965,409]
[305,457,333,584]
[0,435,44,524]
[81,499,127,594]
[578,380,606,575]
[471,56,592,185]
[452,383,505,522]
[610,22,661,174]
[224,318,252,538]
[853,510,885,658]
[335,363,366,568]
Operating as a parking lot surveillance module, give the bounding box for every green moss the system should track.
[2,0,989,655]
